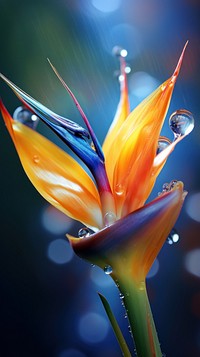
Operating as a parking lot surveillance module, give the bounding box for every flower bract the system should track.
[0,42,193,280]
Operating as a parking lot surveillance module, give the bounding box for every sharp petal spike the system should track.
[171,41,188,82]
[47,59,105,162]
[0,73,89,138]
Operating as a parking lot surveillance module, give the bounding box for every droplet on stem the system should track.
[169,109,194,140]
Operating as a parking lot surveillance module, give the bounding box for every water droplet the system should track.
[162,182,170,192]
[104,212,116,227]
[78,227,93,238]
[112,46,128,58]
[128,325,133,337]
[115,183,124,196]
[157,137,171,154]
[167,228,179,245]
[160,180,178,196]
[13,106,39,129]
[169,109,194,140]
[33,155,40,163]
[169,180,178,189]
[119,293,124,300]
[104,265,113,275]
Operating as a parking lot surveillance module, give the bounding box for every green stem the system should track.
[117,278,162,357]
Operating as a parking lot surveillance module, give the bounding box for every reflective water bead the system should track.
[167,228,179,245]
[169,109,194,139]
[169,180,178,189]
[112,46,128,58]
[104,212,116,227]
[162,183,170,192]
[13,106,39,129]
[157,137,171,154]
[78,227,92,238]
[104,265,113,275]
[119,293,124,300]
[33,155,40,164]
[115,183,125,196]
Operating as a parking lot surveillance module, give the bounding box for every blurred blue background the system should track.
[0,0,200,356]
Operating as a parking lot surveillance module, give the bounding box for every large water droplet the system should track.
[169,109,194,140]
[112,46,128,58]
[104,265,113,275]
[157,137,171,154]
[78,227,92,238]
[167,228,179,245]
[13,106,39,129]
[104,212,116,227]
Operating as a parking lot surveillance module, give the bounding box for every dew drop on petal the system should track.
[78,227,93,238]
[169,180,178,189]
[33,155,40,164]
[167,228,180,245]
[157,137,171,154]
[115,183,125,196]
[169,109,194,140]
[13,106,39,129]
[162,182,170,192]
[104,212,116,227]
[104,265,113,275]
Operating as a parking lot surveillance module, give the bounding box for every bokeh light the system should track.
[129,71,160,100]
[47,238,74,264]
[42,205,73,235]
[185,249,200,278]
[91,0,121,13]
[185,192,200,222]
[78,312,109,344]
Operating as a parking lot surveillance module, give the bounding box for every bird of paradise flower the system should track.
[0,42,194,357]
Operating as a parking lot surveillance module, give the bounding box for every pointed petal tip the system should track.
[66,233,80,245]
[171,41,188,82]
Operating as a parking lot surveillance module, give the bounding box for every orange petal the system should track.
[112,43,188,217]
[0,102,103,230]
[102,59,130,185]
